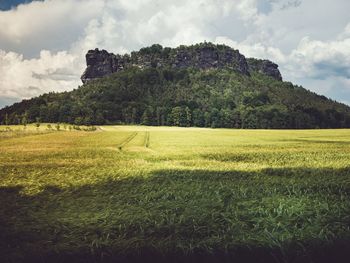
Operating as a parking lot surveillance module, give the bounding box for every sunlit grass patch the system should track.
[0,125,350,262]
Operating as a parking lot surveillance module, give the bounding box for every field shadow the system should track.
[1,166,350,263]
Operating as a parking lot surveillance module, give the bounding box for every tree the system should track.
[170,106,182,126]
[21,114,28,130]
[184,106,192,127]
[74,117,84,125]
[141,107,154,126]
[192,109,204,127]
[232,109,242,128]
[14,114,21,125]
[169,106,191,127]
[220,108,234,128]
[210,108,221,128]
[35,117,41,130]
[131,107,138,124]
[241,107,258,128]
[4,113,9,126]
[155,107,165,126]
[204,112,211,127]
[242,91,270,107]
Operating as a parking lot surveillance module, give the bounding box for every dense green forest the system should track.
[1,66,350,128]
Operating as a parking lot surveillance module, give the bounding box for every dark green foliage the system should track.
[169,106,191,127]
[35,117,40,129]
[1,67,350,128]
[141,106,154,125]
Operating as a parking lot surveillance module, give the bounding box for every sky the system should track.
[0,0,349,108]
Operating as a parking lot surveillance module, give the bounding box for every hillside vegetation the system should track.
[1,67,350,129]
[1,43,350,129]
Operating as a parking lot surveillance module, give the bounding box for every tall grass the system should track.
[0,126,349,262]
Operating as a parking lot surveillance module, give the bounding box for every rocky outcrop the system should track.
[171,44,249,74]
[247,58,282,81]
[81,43,282,83]
[81,49,129,83]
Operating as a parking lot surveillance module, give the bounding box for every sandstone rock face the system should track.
[81,49,129,83]
[247,58,282,81]
[81,43,282,83]
[170,45,249,74]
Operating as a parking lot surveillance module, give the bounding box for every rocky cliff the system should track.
[247,58,282,81]
[81,43,282,83]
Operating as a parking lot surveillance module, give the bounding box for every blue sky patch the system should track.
[0,0,39,11]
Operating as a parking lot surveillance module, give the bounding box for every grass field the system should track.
[1,125,350,262]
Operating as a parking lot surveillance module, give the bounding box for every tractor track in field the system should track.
[144,131,150,148]
[117,132,138,150]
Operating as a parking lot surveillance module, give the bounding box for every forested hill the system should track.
[1,42,350,129]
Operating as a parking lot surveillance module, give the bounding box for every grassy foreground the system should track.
[0,125,350,262]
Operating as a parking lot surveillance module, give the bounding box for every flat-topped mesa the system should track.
[81,43,282,83]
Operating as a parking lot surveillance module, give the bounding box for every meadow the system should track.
[0,125,349,262]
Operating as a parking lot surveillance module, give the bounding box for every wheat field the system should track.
[1,125,350,262]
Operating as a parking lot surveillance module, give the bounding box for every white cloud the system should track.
[0,0,349,107]
[0,0,104,57]
[287,35,350,78]
[214,36,287,64]
[0,49,81,99]
[0,0,259,106]
[248,0,350,52]
[236,0,258,22]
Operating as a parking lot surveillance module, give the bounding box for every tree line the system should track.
[1,67,350,129]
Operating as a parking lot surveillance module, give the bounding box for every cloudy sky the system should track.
[0,0,349,108]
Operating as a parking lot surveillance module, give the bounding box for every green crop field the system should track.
[1,125,350,262]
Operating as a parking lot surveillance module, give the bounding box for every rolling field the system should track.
[1,125,350,262]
